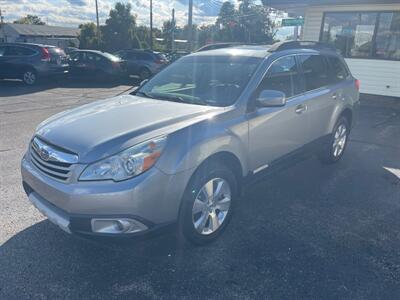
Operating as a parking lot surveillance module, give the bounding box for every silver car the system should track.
[21,41,360,244]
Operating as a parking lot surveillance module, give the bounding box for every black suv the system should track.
[0,42,68,85]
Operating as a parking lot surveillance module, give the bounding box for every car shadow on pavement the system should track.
[0,77,140,97]
[1,147,399,299]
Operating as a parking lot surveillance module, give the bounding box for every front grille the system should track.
[30,138,77,182]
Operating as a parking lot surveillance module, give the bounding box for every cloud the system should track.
[65,0,87,6]
[0,0,228,28]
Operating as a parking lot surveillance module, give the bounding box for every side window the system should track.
[0,46,6,56]
[326,56,349,83]
[299,55,330,91]
[70,52,80,61]
[137,52,152,61]
[258,56,301,98]
[4,46,35,56]
[126,52,137,59]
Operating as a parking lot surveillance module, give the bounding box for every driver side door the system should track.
[247,55,310,172]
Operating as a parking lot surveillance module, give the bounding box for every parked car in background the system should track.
[68,50,126,81]
[114,49,168,80]
[21,41,359,245]
[64,47,78,55]
[0,42,68,85]
[165,50,189,63]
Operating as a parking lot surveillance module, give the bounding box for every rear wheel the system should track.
[22,69,37,85]
[319,117,350,163]
[178,162,237,245]
[139,68,151,81]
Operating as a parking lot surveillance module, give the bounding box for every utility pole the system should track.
[171,8,175,52]
[95,0,100,49]
[150,0,153,50]
[187,0,193,52]
[0,9,4,24]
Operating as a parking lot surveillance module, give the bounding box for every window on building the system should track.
[375,12,400,60]
[298,55,330,91]
[259,56,301,98]
[321,11,400,61]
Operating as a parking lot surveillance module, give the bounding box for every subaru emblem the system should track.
[40,148,50,161]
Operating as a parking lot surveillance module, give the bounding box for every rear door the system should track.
[248,55,310,171]
[297,54,336,140]
[69,52,87,76]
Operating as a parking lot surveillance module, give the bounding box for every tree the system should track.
[14,15,45,25]
[162,19,176,50]
[101,2,140,51]
[78,23,100,49]
[216,2,237,42]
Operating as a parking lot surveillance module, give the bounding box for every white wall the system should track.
[303,3,400,97]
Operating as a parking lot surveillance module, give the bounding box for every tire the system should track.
[319,116,350,164]
[21,68,38,85]
[139,68,151,81]
[178,161,237,245]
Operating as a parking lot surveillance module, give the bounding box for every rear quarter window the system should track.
[326,56,349,84]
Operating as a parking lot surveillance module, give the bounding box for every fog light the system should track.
[91,218,148,234]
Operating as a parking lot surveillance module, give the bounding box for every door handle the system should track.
[332,93,338,100]
[295,104,307,114]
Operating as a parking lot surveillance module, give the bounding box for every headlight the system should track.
[79,136,167,182]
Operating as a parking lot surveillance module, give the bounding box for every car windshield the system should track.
[137,55,261,107]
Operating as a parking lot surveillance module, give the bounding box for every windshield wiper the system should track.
[135,91,155,99]
[153,94,186,103]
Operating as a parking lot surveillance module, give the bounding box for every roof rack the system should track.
[268,41,337,52]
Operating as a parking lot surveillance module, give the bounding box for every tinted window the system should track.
[4,46,36,56]
[326,56,349,83]
[136,52,152,60]
[299,55,330,91]
[259,56,301,98]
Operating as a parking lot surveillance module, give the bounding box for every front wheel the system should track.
[319,117,350,164]
[178,162,237,245]
[139,68,151,81]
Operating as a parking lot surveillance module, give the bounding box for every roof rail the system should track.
[268,40,337,52]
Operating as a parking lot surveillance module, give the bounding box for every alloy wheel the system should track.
[23,71,36,85]
[192,177,231,235]
[332,123,347,157]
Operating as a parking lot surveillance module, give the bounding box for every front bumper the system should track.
[21,155,193,237]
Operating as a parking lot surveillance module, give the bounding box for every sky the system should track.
[0,0,243,28]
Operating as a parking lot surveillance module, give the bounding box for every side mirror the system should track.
[256,90,286,107]
[140,79,149,86]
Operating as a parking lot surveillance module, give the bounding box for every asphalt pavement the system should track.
[0,80,399,299]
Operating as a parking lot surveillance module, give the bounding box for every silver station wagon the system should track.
[21,41,360,244]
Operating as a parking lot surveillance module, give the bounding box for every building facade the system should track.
[266,0,400,97]
[0,23,79,49]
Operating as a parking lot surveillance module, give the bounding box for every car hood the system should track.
[35,95,222,163]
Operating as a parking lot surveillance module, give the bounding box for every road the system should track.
[1,81,400,299]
